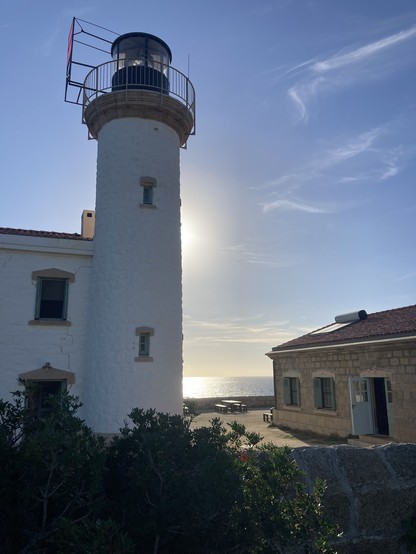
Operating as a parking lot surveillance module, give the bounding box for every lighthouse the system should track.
[79,32,195,432]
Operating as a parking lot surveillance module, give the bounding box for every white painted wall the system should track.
[1,114,186,433]
[0,235,93,403]
[83,117,183,433]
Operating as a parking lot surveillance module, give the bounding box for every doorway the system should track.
[27,380,66,419]
[349,377,392,436]
[373,378,389,436]
[349,377,373,435]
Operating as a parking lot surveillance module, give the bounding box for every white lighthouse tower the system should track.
[79,32,195,433]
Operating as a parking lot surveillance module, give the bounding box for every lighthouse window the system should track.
[135,326,154,362]
[143,186,153,205]
[140,176,157,209]
[139,333,150,355]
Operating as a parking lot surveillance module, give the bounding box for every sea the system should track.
[183,376,274,399]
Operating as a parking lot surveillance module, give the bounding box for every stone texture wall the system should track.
[272,340,416,442]
[291,443,416,553]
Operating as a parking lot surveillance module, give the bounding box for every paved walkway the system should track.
[190,408,343,448]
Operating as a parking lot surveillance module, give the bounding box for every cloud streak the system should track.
[222,243,296,267]
[311,25,416,73]
[260,199,330,214]
[285,25,416,122]
[257,124,413,214]
[183,314,298,346]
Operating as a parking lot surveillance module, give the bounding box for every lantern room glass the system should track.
[111,33,171,71]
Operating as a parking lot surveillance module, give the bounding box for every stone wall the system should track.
[291,443,416,553]
[184,395,274,412]
[272,339,416,442]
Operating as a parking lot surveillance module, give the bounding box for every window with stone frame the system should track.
[313,377,336,410]
[140,176,157,208]
[26,380,66,419]
[135,326,154,362]
[283,377,301,406]
[35,278,69,319]
[30,269,75,324]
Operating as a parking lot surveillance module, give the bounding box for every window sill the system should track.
[139,204,157,210]
[313,409,338,417]
[135,356,154,362]
[29,319,71,327]
[282,405,301,411]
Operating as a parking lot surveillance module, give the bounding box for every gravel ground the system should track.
[189,408,344,448]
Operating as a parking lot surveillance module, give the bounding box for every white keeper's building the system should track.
[0,31,195,433]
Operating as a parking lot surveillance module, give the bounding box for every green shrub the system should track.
[0,392,337,553]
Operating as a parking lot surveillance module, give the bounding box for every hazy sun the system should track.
[181,221,196,258]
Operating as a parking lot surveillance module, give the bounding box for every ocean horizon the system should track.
[183,375,274,399]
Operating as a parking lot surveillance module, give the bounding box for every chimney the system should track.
[81,210,95,239]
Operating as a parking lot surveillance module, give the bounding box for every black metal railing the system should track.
[83,60,195,122]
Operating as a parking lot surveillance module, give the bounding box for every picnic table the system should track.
[221,400,247,413]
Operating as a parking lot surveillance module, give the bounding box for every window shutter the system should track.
[35,278,42,319]
[283,377,291,404]
[314,378,323,408]
[62,279,69,320]
[296,378,301,406]
[330,379,336,410]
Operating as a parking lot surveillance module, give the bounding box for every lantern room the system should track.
[111,32,172,92]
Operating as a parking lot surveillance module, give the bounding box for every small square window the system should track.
[143,186,153,205]
[135,326,154,362]
[35,278,68,320]
[140,176,156,209]
[139,333,150,356]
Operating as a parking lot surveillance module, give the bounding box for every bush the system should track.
[0,389,109,553]
[0,391,337,553]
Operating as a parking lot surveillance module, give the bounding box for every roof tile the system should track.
[272,305,416,352]
[0,227,91,241]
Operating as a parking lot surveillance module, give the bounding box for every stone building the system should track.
[266,305,416,442]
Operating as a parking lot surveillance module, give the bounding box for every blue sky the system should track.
[1,1,415,376]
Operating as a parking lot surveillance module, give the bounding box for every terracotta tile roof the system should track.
[0,227,91,241]
[271,305,416,352]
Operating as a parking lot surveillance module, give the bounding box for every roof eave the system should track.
[266,333,416,358]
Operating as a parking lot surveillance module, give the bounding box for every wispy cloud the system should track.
[222,243,296,267]
[324,129,380,165]
[183,314,298,346]
[256,125,410,203]
[311,25,416,73]
[256,124,412,214]
[288,87,307,123]
[394,271,416,282]
[260,199,331,214]
[284,25,416,122]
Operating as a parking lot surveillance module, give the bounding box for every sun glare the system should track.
[181,221,196,258]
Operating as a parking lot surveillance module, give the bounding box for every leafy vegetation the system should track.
[0,388,337,553]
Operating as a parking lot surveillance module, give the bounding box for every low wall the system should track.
[184,396,274,412]
[291,443,416,553]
